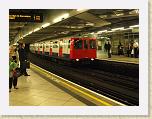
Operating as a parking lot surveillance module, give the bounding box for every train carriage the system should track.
[30,35,96,62]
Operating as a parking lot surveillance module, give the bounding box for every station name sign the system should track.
[9,13,43,22]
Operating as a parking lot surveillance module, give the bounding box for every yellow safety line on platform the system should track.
[31,64,112,106]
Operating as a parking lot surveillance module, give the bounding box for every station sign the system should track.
[9,12,43,22]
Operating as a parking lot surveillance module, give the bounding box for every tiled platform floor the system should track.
[9,69,87,106]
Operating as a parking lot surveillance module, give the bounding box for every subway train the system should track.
[29,35,97,62]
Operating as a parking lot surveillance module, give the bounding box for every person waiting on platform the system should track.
[118,42,124,55]
[133,40,139,58]
[18,43,30,76]
[9,52,18,92]
[104,40,108,52]
[107,41,112,58]
[127,43,132,57]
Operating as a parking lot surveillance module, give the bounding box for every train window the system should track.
[53,44,58,48]
[46,45,49,48]
[89,40,96,49]
[40,45,42,48]
[84,40,88,49]
[68,40,70,48]
[74,39,82,49]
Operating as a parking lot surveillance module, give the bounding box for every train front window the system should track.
[74,39,82,49]
[89,40,96,49]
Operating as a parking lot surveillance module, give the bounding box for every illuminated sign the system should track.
[9,13,43,22]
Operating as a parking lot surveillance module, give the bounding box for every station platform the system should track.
[9,63,125,106]
[97,51,139,64]
[9,68,87,106]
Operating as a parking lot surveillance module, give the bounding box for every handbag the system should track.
[13,68,21,77]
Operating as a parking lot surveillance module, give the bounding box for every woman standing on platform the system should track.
[9,49,18,92]
[107,41,112,58]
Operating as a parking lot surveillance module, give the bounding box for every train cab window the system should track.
[84,40,88,49]
[89,40,96,49]
[74,39,82,49]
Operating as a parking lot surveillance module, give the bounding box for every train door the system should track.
[42,43,45,55]
[38,43,40,54]
[50,41,53,56]
[83,38,89,58]
[59,39,63,57]
[52,40,59,57]
[62,37,70,59]
[88,38,96,58]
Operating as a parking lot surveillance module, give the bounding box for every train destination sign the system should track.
[9,13,43,22]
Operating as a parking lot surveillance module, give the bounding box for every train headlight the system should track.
[91,58,94,61]
[76,59,79,61]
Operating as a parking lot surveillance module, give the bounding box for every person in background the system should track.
[118,42,124,55]
[9,53,18,92]
[133,40,139,58]
[104,40,108,52]
[107,41,112,58]
[18,43,30,76]
[127,43,132,57]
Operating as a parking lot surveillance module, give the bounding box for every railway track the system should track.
[29,53,139,106]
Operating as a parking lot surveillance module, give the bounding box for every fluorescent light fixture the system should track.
[97,30,107,34]
[129,25,139,28]
[23,34,28,37]
[107,30,113,33]
[28,31,33,35]
[42,23,50,28]
[53,13,69,23]
[86,23,94,26]
[124,27,132,30]
[111,27,124,31]
[34,28,40,32]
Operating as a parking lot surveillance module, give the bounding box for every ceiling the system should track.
[9,9,139,44]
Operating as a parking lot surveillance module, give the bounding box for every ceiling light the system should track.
[86,23,94,26]
[129,25,139,28]
[53,13,69,23]
[112,27,124,31]
[97,30,107,34]
[23,34,28,37]
[34,28,40,32]
[28,31,33,34]
[42,23,50,28]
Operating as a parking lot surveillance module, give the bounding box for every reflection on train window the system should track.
[53,45,58,48]
[89,40,96,49]
[84,40,88,49]
[74,39,82,49]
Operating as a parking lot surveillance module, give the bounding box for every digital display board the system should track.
[9,12,43,22]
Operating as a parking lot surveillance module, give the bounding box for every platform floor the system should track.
[9,69,87,106]
[97,50,139,64]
